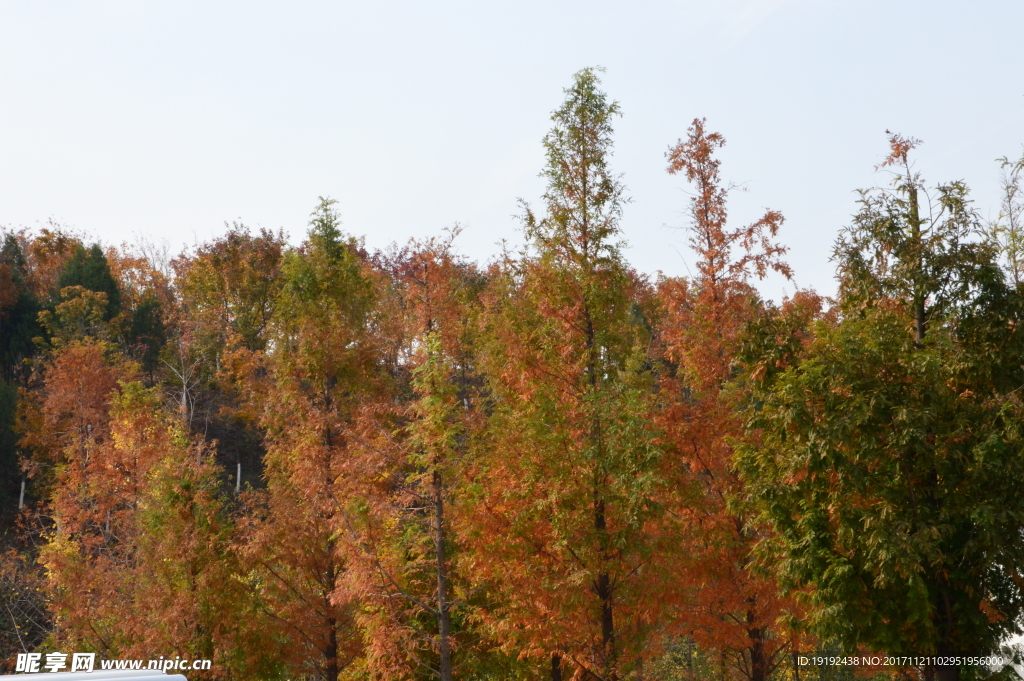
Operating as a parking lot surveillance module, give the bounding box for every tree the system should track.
[169,224,285,477]
[343,232,500,680]
[0,227,94,380]
[464,68,667,681]
[0,230,59,382]
[105,245,171,380]
[989,152,1024,287]
[657,118,803,681]
[738,134,1024,681]
[21,226,81,302]
[0,233,41,520]
[38,286,112,348]
[1,228,84,667]
[58,244,122,320]
[34,369,261,678]
[232,199,379,681]
[173,224,286,359]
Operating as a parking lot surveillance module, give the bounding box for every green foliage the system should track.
[0,234,41,380]
[739,141,1024,670]
[38,286,112,347]
[834,135,1000,347]
[275,197,376,392]
[646,637,727,681]
[837,179,993,314]
[58,244,121,319]
[126,293,166,375]
[174,223,285,358]
[742,307,1024,653]
[988,153,1024,287]
[526,66,627,263]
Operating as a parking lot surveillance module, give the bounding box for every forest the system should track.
[3,68,1024,681]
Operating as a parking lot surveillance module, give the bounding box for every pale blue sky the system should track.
[1,0,1021,298]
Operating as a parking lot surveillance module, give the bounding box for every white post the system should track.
[236,462,241,494]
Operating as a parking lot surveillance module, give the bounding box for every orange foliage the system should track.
[462,69,673,674]
[23,226,81,301]
[659,119,805,681]
[343,233,480,681]
[230,205,381,681]
[21,343,252,676]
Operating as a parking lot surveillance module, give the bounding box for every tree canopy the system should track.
[4,74,1024,681]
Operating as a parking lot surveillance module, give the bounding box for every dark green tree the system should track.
[738,134,1024,681]
[0,234,42,382]
[0,234,40,522]
[127,293,167,377]
[58,243,122,319]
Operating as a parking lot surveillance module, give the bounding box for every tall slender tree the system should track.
[232,199,380,681]
[340,233,490,680]
[464,68,667,681]
[658,118,803,681]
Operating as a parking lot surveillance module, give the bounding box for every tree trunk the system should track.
[747,623,768,681]
[552,652,563,681]
[933,587,960,681]
[744,603,770,681]
[908,184,927,345]
[594,496,615,678]
[324,615,339,681]
[433,469,454,681]
[584,286,615,678]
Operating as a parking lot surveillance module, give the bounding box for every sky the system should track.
[1,0,1022,299]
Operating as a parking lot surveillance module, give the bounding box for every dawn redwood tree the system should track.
[464,68,666,681]
[738,134,1024,681]
[17,342,123,505]
[347,234,485,681]
[658,118,805,681]
[232,199,380,681]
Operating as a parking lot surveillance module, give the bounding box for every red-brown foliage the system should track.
[659,119,805,681]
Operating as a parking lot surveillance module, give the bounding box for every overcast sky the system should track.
[1,0,1022,299]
